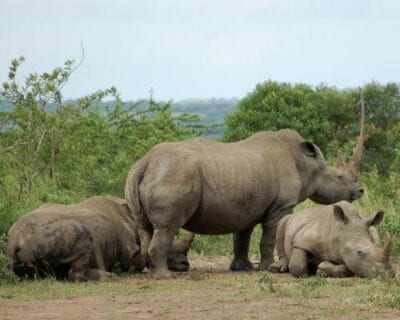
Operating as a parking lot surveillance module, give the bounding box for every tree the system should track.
[224,80,400,174]
[0,57,204,233]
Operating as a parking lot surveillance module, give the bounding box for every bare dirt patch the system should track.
[1,255,400,320]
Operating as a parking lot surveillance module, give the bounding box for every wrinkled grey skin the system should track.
[6,196,193,281]
[125,129,364,278]
[268,201,394,277]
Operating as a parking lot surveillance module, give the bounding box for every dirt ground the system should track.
[1,255,400,320]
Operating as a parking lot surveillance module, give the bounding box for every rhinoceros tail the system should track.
[124,153,152,228]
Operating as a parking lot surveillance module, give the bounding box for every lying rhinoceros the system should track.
[268,201,394,277]
[6,196,194,281]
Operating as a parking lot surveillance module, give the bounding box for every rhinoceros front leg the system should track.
[258,225,276,270]
[317,261,353,278]
[268,215,291,273]
[259,208,292,270]
[288,248,309,277]
[68,252,92,282]
[230,227,255,271]
[85,269,113,281]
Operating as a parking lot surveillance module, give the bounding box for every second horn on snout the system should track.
[346,89,366,178]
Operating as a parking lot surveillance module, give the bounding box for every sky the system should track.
[1,0,400,101]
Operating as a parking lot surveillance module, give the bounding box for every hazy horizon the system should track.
[1,0,399,101]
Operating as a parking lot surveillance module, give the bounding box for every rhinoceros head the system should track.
[309,165,364,204]
[167,232,195,272]
[308,91,366,204]
[333,204,394,277]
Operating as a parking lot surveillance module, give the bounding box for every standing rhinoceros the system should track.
[6,196,194,281]
[124,99,366,278]
[268,201,394,277]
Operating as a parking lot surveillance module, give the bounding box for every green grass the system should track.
[2,266,399,314]
[0,172,399,318]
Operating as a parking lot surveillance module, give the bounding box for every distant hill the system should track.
[171,98,238,124]
[171,98,239,139]
[0,97,239,139]
[0,99,12,111]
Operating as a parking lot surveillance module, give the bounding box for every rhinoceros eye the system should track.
[356,249,365,257]
[336,172,345,181]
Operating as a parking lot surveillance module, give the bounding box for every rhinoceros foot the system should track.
[316,261,353,278]
[229,259,255,271]
[149,268,174,279]
[267,258,289,273]
[86,269,113,281]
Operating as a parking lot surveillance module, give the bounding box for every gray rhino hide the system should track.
[7,196,191,281]
[125,129,364,278]
[269,201,392,277]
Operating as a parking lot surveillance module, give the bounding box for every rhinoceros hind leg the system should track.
[268,257,289,273]
[288,248,309,277]
[138,228,152,267]
[148,227,176,279]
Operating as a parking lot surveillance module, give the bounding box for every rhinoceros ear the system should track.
[367,211,384,227]
[300,141,323,159]
[333,205,350,224]
[300,141,317,157]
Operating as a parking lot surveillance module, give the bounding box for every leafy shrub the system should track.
[0,57,203,235]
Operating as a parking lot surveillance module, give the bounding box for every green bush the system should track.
[224,81,400,174]
[0,57,203,235]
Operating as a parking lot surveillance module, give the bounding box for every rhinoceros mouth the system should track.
[351,189,364,201]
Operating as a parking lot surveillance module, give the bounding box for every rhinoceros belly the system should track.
[183,177,277,234]
[182,152,279,234]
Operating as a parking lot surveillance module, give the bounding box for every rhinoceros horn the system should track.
[383,232,393,265]
[347,89,366,178]
[170,232,195,253]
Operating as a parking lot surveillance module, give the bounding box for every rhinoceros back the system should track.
[135,133,301,234]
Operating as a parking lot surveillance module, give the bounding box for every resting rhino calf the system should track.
[268,201,394,278]
[6,196,194,281]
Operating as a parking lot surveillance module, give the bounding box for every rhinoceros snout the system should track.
[168,260,190,272]
[383,263,396,277]
[351,188,364,201]
[364,262,396,278]
[181,261,189,267]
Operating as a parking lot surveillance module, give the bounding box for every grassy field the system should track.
[1,176,399,319]
[1,254,400,320]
